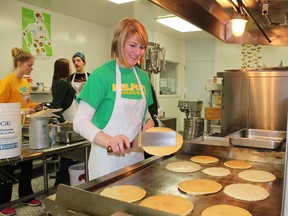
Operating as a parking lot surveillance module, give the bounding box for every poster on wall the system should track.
[22,7,52,59]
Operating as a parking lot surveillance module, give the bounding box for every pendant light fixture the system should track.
[231,0,248,37]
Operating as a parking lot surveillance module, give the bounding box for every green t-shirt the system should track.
[77,60,153,129]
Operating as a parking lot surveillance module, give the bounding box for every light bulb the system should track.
[231,18,248,37]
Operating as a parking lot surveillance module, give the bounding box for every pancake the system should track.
[142,127,183,156]
[166,161,201,173]
[223,183,269,201]
[238,169,276,182]
[202,167,231,177]
[178,179,222,195]
[201,204,252,216]
[139,194,193,216]
[190,155,219,164]
[224,160,253,169]
[100,185,146,203]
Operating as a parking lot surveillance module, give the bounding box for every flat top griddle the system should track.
[92,154,283,216]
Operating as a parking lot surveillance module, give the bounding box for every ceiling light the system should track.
[110,0,135,4]
[156,16,201,32]
[231,0,248,37]
[231,14,248,37]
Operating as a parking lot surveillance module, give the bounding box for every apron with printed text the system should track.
[88,64,146,180]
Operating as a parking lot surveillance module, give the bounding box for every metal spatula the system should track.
[107,130,177,153]
[138,131,177,147]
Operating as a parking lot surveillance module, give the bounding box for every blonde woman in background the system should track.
[0,47,41,216]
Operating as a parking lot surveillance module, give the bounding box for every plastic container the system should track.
[0,103,23,159]
[69,163,85,186]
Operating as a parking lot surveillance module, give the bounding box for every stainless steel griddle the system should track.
[45,141,285,216]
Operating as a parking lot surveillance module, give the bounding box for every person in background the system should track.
[0,47,41,216]
[73,18,154,180]
[50,58,77,186]
[70,52,90,96]
[51,58,76,123]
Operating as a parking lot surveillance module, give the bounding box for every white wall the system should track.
[0,0,185,130]
[184,38,216,108]
[0,0,110,86]
[215,40,288,72]
[152,32,185,131]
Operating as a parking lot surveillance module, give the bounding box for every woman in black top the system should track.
[51,58,76,185]
[51,58,76,123]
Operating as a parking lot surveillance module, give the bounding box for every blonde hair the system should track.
[11,47,34,68]
[111,18,148,67]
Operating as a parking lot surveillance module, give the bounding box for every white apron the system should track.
[71,72,88,96]
[62,100,77,122]
[88,64,146,180]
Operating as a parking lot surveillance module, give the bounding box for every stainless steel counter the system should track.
[46,142,285,216]
[0,139,90,209]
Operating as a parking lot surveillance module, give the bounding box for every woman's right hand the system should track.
[106,135,131,154]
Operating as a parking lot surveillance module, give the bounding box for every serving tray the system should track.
[226,128,286,149]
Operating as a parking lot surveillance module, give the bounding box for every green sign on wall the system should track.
[22,7,52,59]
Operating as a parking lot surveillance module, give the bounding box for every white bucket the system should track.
[28,116,50,149]
[0,103,22,159]
[69,163,85,186]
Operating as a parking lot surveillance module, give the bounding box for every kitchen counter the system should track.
[45,143,285,215]
[0,139,90,210]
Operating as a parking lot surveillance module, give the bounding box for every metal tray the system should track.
[227,128,286,149]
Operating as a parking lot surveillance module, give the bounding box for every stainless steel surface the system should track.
[45,184,176,216]
[217,68,288,136]
[28,116,50,149]
[189,135,230,147]
[48,143,285,216]
[23,123,85,143]
[140,131,176,147]
[55,124,85,143]
[227,128,286,149]
[107,130,177,153]
[149,0,288,46]
[45,156,176,216]
[0,140,90,210]
[181,140,284,165]
[183,117,204,141]
[93,153,283,215]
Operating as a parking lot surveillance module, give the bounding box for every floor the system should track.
[11,175,55,216]
[9,160,58,216]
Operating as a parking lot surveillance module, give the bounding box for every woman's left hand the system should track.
[142,119,154,131]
